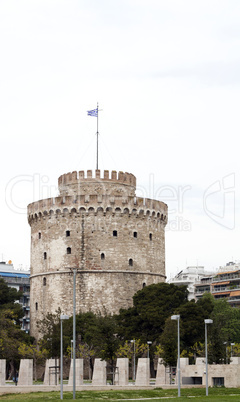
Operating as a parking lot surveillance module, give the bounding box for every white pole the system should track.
[204,319,213,396]
[73,268,77,399]
[171,315,180,397]
[60,318,63,400]
[60,314,69,400]
[177,318,180,398]
[130,340,136,382]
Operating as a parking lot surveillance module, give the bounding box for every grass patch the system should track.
[0,388,240,401]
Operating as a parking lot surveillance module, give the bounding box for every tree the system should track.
[159,318,178,367]
[18,342,48,381]
[208,298,240,364]
[0,278,24,325]
[116,339,148,359]
[159,292,215,366]
[117,283,189,343]
[36,308,62,358]
[0,278,22,305]
[0,278,33,378]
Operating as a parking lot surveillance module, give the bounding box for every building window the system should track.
[67,247,71,254]
[149,233,152,241]
[129,258,133,267]
[35,302,38,311]
[113,230,117,237]
[143,282,146,288]
[213,377,224,387]
[133,232,137,238]
[38,232,41,239]
[66,230,70,237]
[101,253,105,260]
[43,277,46,286]
[44,252,47,260]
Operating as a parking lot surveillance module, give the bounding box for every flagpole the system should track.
[96,103,99,170]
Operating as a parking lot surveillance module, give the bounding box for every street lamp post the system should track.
[231,343,235,359]
[171,315,180,398]
[204,319,213,397]
[223,342,227,364]
[71,340,73,360]
[47,338,52,358]
[60,314,69,400]
[147,341,152,359]
[72,268,77,400]
[130,340,136,382]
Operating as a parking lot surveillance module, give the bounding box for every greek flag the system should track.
[87,108,98,117]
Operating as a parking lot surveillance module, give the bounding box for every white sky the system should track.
[1,0,240,278]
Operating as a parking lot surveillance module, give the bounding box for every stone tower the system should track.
[28,170,168,339]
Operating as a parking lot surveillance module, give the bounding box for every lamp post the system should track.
[72,268,77,400]
[47,338,52,358]
[231,342,235,359]
[204,319,213,396]
[223,342,227,364]
[171,315,180,397]
[71,340,73,360]
[147,341,152,359]
[130,340,136,382]
[60,314,69,400]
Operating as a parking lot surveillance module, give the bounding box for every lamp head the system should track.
[171,314,180,320]
[204,319,213,324]
[60,314,69,320]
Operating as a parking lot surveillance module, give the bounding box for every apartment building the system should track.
[195,262,240,307]
[0,261,30,332]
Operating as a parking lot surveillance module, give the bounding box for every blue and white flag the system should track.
[87,108,98,117]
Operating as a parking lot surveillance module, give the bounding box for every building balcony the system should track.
[212,284,240,293]
[212,273,240,283]
[195,288,211,294]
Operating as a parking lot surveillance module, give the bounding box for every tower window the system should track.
[101,253,105,260]
[67,247,71,254]
[143,283,146,288]
[149,233,152,241]
[38,232,41,239]
[133,232,137,238]
[113,230,117,237]
[35,302,38,311]
[44,252,47,260]
[43,277,46,286]
[66,230,70,237]
[129,258,133,267]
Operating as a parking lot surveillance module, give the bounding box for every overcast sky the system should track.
[1,0,240,278]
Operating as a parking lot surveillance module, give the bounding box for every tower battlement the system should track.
[58,170,136,197]
[28,194,167,224]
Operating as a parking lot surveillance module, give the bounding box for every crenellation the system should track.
[28,197,168,223]
[72,171,77,180]
[104,170,109,179]
[111,170,117,180]
[118,171,124,181]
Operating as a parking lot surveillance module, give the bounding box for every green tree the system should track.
[208,298,240,364]
[0,278,33,378]
[159,292,215,366]
[117,283,189,343]
[159,318,178,367]
[18,342,48,380]
[37,308,61,358]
